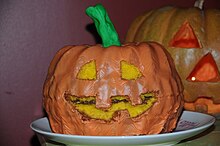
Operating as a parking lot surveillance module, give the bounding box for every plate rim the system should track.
[30,111,216,144]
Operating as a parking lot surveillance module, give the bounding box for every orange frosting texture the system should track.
[43,42,184,136]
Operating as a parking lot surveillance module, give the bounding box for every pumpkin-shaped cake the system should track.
[43,4,184,136]
[125,0,220,115]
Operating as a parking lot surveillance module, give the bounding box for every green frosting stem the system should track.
[86,4,121,48]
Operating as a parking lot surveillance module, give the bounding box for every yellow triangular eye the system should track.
[77,60,97,80]
[121,61,142,80]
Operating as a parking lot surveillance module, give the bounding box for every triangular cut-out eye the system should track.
[121,61,142,80]
[169,21,201,48]
[77,60,97,80]
[186,53,220,82]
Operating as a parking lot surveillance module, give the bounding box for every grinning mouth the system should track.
[65,93,157,121]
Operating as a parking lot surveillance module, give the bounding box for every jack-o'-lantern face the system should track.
[43,43,183,135]
[169,21,219,80]
[168,20,220,104]
[60,44,171,121]
[65,59,157,121]
[125,5,220,111]
[169,21,220,82]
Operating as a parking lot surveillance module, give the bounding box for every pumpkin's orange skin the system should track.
[43,42,184,135]
[184,97,220,114]
[125,6,220,114]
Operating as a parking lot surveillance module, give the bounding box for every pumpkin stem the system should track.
[86,4,121,48]
[194,0,204,9]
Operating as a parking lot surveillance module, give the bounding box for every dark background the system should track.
[0,0,219,146]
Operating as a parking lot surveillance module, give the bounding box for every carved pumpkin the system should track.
[184,97,220,114]
[125,0,220,115]
[43,4,184,136]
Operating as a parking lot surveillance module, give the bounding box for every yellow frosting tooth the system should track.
[77,60,97,80]
[121,61,142,80]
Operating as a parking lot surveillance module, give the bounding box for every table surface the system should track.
[37,119,220,146]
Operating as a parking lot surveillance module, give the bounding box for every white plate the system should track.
[30,111,215,146]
